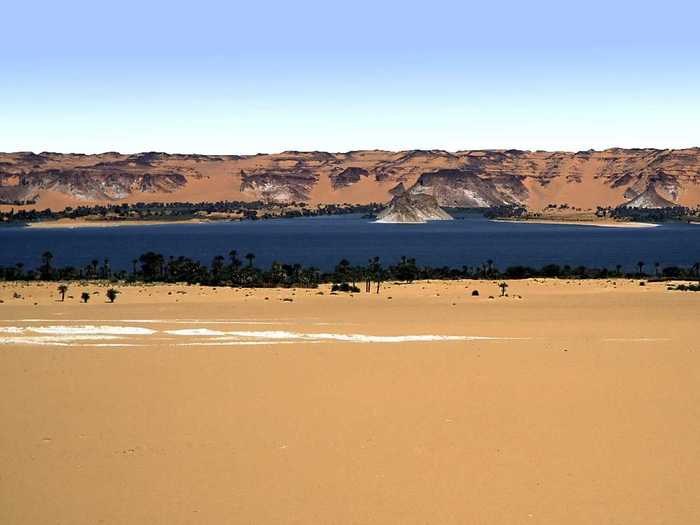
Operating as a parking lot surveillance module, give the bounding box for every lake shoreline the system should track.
[491,218,659,228]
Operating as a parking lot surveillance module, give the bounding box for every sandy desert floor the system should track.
[1,279,700,524]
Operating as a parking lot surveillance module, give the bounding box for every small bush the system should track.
[106,288,120,303]
[331,283,360,293]
[471,290,479,296]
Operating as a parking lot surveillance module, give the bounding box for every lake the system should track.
[2,215,700,272]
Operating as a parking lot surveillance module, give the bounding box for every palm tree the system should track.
[106,288,119,303]
[499,281,508,297]
[335,259,351,284]
[229,250,241,271]
[40,251,54,279]
[365,258,373,293]
[57,284,68,302]
[637,261,645,276]
[615,264,622,276]
[81,292,90,303]
[211,255,225,280]
[245,253,255,268]
[371,257,383,294]
[131,259,138,276]
[102,258,111,279]
[654,261,660,278]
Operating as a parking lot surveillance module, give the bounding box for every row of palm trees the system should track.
[4,251,700,289]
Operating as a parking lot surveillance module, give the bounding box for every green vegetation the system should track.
[3,253,700,293]
[0,200,382,225]
[485,203,700,223]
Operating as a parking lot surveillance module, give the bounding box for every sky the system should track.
[1,0,699,154]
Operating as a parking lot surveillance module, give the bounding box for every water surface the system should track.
[2,215,699,272]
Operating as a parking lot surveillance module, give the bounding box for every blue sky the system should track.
[2,0,699,154]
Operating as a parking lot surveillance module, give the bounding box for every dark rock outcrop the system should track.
[329,167,369,189]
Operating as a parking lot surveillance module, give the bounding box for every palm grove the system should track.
[2,251,700,291]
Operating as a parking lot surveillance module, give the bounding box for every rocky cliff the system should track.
[2,148,700,210]
[375,193,453,223]
[622,183,676,208]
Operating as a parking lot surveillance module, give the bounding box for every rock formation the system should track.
[2,148,700,209]
[375,193,453,223]
[622,184,676,208]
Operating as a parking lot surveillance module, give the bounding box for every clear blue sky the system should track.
[2,0,699,154]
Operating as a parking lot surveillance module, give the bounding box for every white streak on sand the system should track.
[166,329,528,344]
[165,328,225,336]
[3,319,294,325]
[0,335,122,346]
[29,325,156,336]
[0,327,24,334]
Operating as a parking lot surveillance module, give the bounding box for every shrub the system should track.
[331,282,360,293]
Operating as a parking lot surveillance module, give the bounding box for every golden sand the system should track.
[1,279,699,524]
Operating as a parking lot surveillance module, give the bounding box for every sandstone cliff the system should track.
[2,148,700,210]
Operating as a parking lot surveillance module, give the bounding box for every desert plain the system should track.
[1,279,699,524]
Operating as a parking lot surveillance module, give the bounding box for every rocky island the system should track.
[375,191,453,223]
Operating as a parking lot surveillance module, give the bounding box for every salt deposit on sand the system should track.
[28,325,156,335]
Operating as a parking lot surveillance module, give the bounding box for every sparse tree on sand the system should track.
[81,292,90,303]
[106,288,120,303]
[499,282,508,297]
[637,261,645,276]
[245,253,256,268]
[57,284,68,302]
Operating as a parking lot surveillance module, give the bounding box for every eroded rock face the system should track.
[329,167,369,189]
[408,168,528,207]
[375,193,453,223]
[622,184,676,208]
[2,148,700,208]
[238,170,317,204]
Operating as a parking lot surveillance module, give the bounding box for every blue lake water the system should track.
[2,215,700,272]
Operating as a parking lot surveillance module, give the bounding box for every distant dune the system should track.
[2,148,700,211]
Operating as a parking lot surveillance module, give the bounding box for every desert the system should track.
[2,279,700,524]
